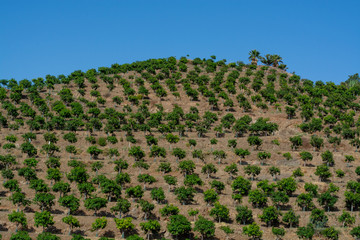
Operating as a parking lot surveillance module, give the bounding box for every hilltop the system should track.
[1,55,360,240]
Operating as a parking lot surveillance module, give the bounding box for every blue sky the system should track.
[1,0,359,84]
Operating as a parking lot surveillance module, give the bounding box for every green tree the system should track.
[59,195,80,215]
[248,49,261,65]
[315,165,332,181]
[140,220,161,240]
[338,210,355,227]
[296,224,314,239]
[34,210,54,232]
[128,146,145,161]
[91,217,107,237]
[270,191,289,210]
[310,208,328,228]
[10,231,32,240]
[87,146,103,159]
[84,197,108,216]
[282,210,299,228]
[114,217,135,239]
[194,216,215,240]
[234,148,250,165]
[178,160,196,176]
[210,202,230,223]
[150,187,165,204]
[300,151,313,166]
[111,198,131,218]
[345,155,355,167]
[350,226,360,239]
[160,204,179,218]
[269,166,280,180]
[243,222,263,240]
[244,165,261,181]
[67,167,89,183]
[224,163,238,180]
[138,200,155,220]
[10,192,30,212]
[137,174,156,190]
[167,215,192,239]
[201,163,217,178]
[125,185,144,201]
[62,215,80,235]
[318,191,338,212]
[247,136,263,150]
[321,150,334,167]
[114,159,129,174]
[272,227,286,240]
[232,176,251,195]
[290,136,302,150]
[174,186,196,205]
[248,189,267,208]
[236,206,253,225]
[277,177,297,196]
[8,211,27,232]
[37,232,60,240]
[52,181,70,197]
[203,189,219,206]
[46,168,62,184]
[310,135,324,151]
[33,193,55,212]
[321,227,339,240]
[296,193,314,211]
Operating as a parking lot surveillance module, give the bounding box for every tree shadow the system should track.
[50,209,64,214]
[73,229,86,236]
[0,223,8,231]
[47,225,62,234]
[103,230,115,238]
[24,206,35,213]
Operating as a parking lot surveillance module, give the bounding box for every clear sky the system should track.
[1,0,359,84]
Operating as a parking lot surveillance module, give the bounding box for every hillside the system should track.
[1,55,360,240]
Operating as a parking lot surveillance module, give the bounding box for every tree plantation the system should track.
[0,51,360,239]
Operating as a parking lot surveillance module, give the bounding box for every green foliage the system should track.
[194,216,215,239]
[167,215,191,238]
[236,206,253,225]
[232,176,251,195]
[243,222,263,239]
[296,224,314,239]
[34,210,54,231]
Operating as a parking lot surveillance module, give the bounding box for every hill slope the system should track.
[1,57,360,239]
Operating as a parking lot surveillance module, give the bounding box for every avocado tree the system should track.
[8,211,27,232]
[210,202,230,223]
[62,215,80,235]
[243,222,263,240]
[34,210,54,232]
[234,148,250,165]
[111,198,131,218]
[236,206,253,225]
[140,220,161,240]
[300,151,313,166]
[247,136,263,150]
[244,165,261,181]
[194,216,215,240]
[201,163,217,178]
[257,151,271,165]
[84,197,108,216]
[167,215,192,239]
[296,223,314,239]
[289,136,302,150]
[282,210,299,228]
[91,217,107,237]
[114,217,135,239]
[59,194,80,214]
